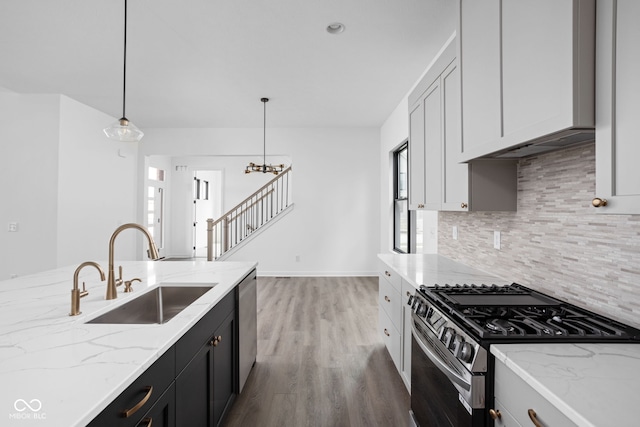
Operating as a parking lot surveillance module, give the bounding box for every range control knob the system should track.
[414,302,422,314]
[452,335,464,355]
[439,327,455,348]
[417,304,428,317]
[457,342,475,363]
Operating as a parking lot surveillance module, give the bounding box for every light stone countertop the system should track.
[0,260,257,427]
[378,253,509,289]
[491,343,640,427]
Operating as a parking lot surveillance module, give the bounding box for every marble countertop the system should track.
[492,343,640,427]
[0,260,256,427]
[378,253,509,288]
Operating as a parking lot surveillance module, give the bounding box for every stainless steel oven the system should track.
[409,296,486,427]
[408,283,640,427]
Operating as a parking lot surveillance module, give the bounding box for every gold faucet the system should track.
[106,223,160,300]
[70,261,106,316]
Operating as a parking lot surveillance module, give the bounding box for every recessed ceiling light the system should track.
[326,22,346,34]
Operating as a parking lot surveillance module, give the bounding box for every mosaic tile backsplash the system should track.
[439,142,640,328]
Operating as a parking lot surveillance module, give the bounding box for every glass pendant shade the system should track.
[103,117,144,142]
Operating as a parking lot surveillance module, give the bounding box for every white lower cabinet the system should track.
[400,280,414,391]
[494,358,577,427]
[378,304,401,370]
[378,260,416,393]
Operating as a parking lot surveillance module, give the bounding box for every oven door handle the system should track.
[411,322,471,391]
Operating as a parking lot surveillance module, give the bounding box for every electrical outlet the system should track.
[494,231,501,250]
[452,226,458,240]
[8,222,18,232]
[295,255,301,262]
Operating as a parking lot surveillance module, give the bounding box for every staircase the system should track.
[206,166,292,260]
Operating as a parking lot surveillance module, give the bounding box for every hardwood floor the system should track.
[222,276,411,427]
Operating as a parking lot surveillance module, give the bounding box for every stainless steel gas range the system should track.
[408,283,640,427]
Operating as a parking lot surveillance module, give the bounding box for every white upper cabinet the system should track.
[458,0,596,162]
[408,36,517,212]
[594,0,640,214]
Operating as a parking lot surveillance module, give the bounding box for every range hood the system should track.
[490,128,595,159]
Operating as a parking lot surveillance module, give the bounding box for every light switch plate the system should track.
[494,231,501,250]
[452,226,458,240]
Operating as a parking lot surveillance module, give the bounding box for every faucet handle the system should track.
[80,282,89,298]
[124,278,142,293]
[116,265,124,287]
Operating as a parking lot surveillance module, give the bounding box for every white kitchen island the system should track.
[0,260,256,427]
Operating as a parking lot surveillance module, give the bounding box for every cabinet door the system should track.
[441,58,468,211]
[502,0,575,137]
[175,311,236,427]
[409,101,426,209]
[595,0,640,214]
[400,280,415,392]
[459,0,502,157]
[212,312,236,426]
[175,339,214,426]
[423,79,443,210]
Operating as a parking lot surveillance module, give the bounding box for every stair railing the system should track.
[207,166,292,260]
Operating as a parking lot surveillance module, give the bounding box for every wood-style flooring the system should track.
[222,276,411,427]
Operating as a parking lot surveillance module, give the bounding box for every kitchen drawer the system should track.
[492,397,522,427]
[379,306,401,371]
[378,275,401,331]
[379,261,401,293]
[89,347,176,427]
[495,358,577,427]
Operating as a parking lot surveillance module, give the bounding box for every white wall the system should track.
[0,93,140,280]
[0,93,60,279]
[140,127,380,276]
[57,95,139,268]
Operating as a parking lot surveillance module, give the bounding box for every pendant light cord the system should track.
[122,0,128,119]
[263,99,266,166]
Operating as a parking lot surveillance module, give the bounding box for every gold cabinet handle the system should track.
[417,203,425,209]
[592,197,607,208]
[406,291,411,297]
[489,409,501,420]
[123,386,153,418]
[140,418,153,427]
[461,202,468,209]
[384,328,390,337]
[384,296,391,303]
[385,271,391,277]
[528,409,542,427]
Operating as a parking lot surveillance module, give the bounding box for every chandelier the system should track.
[103,0,144,142]
[245,98,285,175]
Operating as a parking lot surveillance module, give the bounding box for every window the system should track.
[393,142,410,253]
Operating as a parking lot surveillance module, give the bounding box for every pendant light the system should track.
[245,98,285,175]
[103,0,144,142]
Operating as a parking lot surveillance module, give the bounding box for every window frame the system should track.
[393,141,412,253]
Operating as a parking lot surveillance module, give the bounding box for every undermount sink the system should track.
[87,284,216,324]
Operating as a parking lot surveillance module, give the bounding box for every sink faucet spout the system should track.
[70,261,105,316]
[106,223,160,300]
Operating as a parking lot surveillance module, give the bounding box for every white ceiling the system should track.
[0,0,455,129]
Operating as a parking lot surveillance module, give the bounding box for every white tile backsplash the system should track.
[439,142,640,328]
